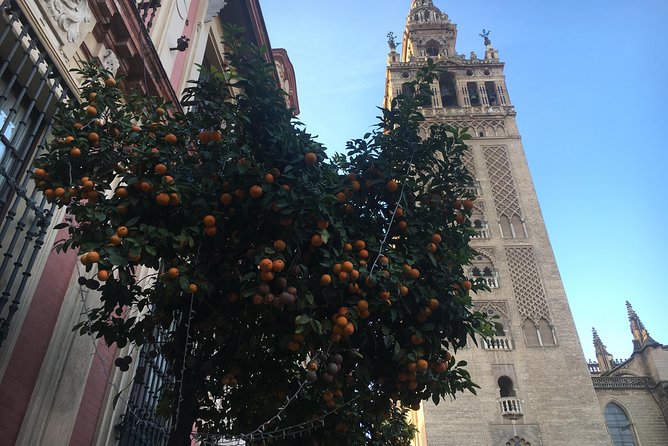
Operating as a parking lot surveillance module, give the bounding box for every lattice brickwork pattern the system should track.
[483,145,522,219]
[473,300,509,319]
[461,149,476,176]
[505,247,551,323]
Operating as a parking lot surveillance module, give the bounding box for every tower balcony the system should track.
[482,335,513,351]
[472,274,498,289]
[464,180,481,196]
[498,397,523,418]
[471,224,489,239]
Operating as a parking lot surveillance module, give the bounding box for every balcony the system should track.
[472,274,498,289]
[135,1,162,33]
[471,224,489,239]
[482,336,513,351]
[464,180,481,197]
[498,397,523,417]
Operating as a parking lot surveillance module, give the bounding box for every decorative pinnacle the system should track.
[626,300,655,348]
[592,327,609,353]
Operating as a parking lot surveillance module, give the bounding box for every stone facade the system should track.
[385,2,612,445]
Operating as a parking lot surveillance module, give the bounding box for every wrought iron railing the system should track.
[136,1,162,33]
[0,0,71,348]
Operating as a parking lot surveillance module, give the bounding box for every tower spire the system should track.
[592,327,614,372]
[626,301,656,351]
[410,0,434,10]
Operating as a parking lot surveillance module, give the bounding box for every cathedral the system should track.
[385,2,668,445]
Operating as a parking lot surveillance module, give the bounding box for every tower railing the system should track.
[498,397,523,417]
[482,335,513,351]
[135,0,162,33]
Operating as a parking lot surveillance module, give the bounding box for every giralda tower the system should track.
[385,2,611,445]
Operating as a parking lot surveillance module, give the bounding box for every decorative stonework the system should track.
[45,0,91,43]
[592,376,654,389]
[98,48,119,76]
[462,149,476,176]
[505,247,551,323]
[473,247,496,266]
[474,300,509,320]
[483,145,522,220]
[423,115,507,137]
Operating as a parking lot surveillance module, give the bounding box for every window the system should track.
[467,82,481,106]
[604,403,637,446]
[498,376,515,397]
[439,73,457,107]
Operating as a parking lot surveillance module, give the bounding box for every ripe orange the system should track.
[164,133,177,144]
[259,258,273,272]
[335,192,346,203]
[463,280,472,291]
[351,180,361,191]
[343,323,355,336]
[462,199,474,211]
[260,270,274,282]
[408,269,420,280]
[410,335,424,346]
[88,132,100,144]
[379,256,389,265]
[131,124,141,132]
[359,249,369,259]
[116,205,128,215]
[97,270,110,281]
[350,269,360,281]
[167,267,179,279]
[164,175,174,185]
[417,359,429,371]
[341,261,354,273]
[386,180,398,192]
[338,271,349,282]
[116,226,129,237]
[316,220,329,230]
[33,168,46,179]
[203,215,216,227]
[427,243,437,253]
[104,77,117,88]
[273,240,286,252]
[87,251,100,263]
[155,106,165,116]
[154,164,168,174]
[140,181,153,193]
[320,274,332,285]
[115,187,128,198]
[73,122,83,130]
[198,131,210,144]
[304,152,317,165]
[169,193,180,205]
[54,187,65,198]
[332,263,342,274]
[427,298,440,310]
[263,173,274,184]
[249,185,263,198]
[354,240,365,251]
[431,233,442,244]
[85,106,97,116]
[455,213,466,224]
[83,180,94,191]
[357,300,369,312]
[272,259,285,272]
[187,283,198,294]
[209,130,222,142]
[310,234,323,247]
[395,207,404,217]
[70,147,81,157]
[220,193,233,205]
[344,243,353,252]
[204,226,217,237]
[109,235,122,246]
[398,221,408,231]
[155,192,170,206]
[80,253,89,265]
[335,316,348,328]
[399,285,409,297]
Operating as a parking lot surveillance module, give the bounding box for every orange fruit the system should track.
[310,234,323,247]
[273,240,286,252]
[338,271,349,282]
[359,249,369,259]
[85,105,97,116]
[166,267,179,279]
[386,180,398,192]
[131,124,141,132]
[417,359,429,371]
[344,322,355,336]
[203,215,216,227]
[463,280,472,291]
[83,180,94,190]
[408,269,420,280]
[204,227,217,237]
[395,207,404,217]
[115,187,128,198]
[104,77,117,88]
[260,270,274,282]
[97,270,110,281]
[351,180,361,191]
[70,147,81,157]
[264,173,274,183]
[169,193,180,205]
[209,130,222,142]
[335,316,348,328]
[154,164,168,174]
[116,226,129,237]
[398,221,408,231]
[87,251,100,263]
[455,213,466,224]
[335,192,346,203]
[354,240,365,251]
[259,258,273,272]
[316,220,329,230]
[462,199,474,211]
[399,285,409,297]
[155,106,165,116]
[80,253,89,265]
[54,187,66,198]
[87,132,100,143]
[164,175,174,185]
[428,298,440,310]
[432,234,442,244]
[164,133,177,144]
[155,192,170,206]
[320,274,332,285]
[187,283,198,294]
[140,181,153,193]
[116,205,128,215]
[357,300,369,311]
[109,235,122,246]
[33,168,46,179]
[350,270,360,281]
[272,259,285,272]
[410,335,424,346]
[342,261,354,273]
[427,243,437,253]
[249,185,263,198]
[379,256,390,265]
[198,131,210,144]
[344,243,353,252]
[220,193,233,205]
[304,152,317,165]
[73,122,83,130]
[332,263,342,274]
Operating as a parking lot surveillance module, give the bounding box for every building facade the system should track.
[0,1,296,444]
[385,2,613,445]
[589,302,668,445]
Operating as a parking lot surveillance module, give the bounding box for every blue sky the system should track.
[261,0,668,362]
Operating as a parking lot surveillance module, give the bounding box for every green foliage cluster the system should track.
[33,30,491,445]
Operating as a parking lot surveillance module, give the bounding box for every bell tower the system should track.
[386,2,612,445]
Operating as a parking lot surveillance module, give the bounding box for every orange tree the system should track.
[34,31,491,445]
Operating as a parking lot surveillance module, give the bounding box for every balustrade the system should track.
[483,336,513,351]
[498,397,523,417]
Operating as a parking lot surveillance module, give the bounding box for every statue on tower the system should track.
[480,29,492,47]
[387,32,397,51]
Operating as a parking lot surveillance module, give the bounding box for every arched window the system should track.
[438,72,457,107]
[498,376,515,397]
[505,437,531,446]
[604,403,637,446]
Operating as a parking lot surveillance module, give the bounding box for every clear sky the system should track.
[260,0,668,362]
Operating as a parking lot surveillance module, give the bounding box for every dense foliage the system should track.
[33,31,491,445]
